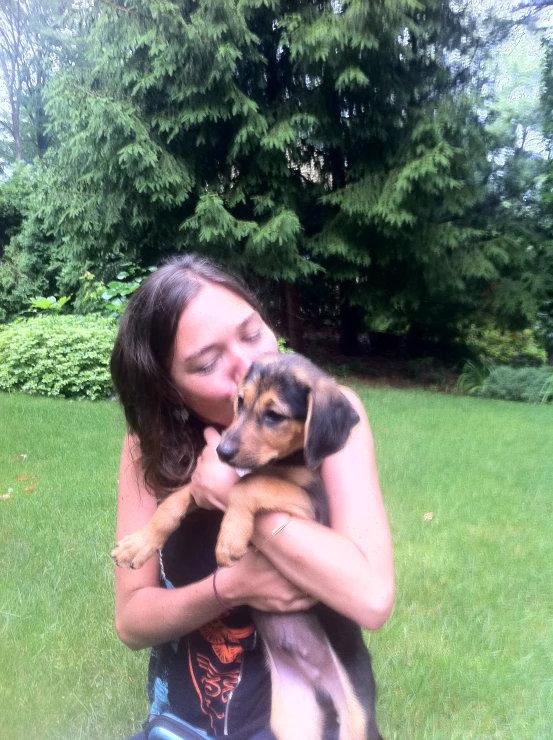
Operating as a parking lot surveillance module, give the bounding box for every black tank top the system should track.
[147,509,272,739]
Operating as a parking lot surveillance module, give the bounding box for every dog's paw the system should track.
[215,535,248,568]
[111,531,159,569]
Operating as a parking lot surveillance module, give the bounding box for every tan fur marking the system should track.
[265,465,315,490]
[227,413,305,469]
[215,476,312,566]
[334,656,368,740]
[304,392,314,452]
[268,659,324,740]
[255,389,279,411]
[242,382,257,410]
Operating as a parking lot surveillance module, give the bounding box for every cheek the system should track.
[176,375,223,412]
[178,374,236,427]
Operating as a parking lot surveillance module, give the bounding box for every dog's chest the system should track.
[264,457,330,527]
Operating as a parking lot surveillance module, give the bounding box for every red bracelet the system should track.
[212,567,235,611]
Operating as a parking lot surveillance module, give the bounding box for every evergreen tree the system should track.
[0,0,78,164]
[3,0,548,349]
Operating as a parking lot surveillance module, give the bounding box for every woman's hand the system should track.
[190,427,240,512]
[216,547,317,613]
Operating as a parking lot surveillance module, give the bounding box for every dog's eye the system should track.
[237,396,244,413]
[264,410,286,425]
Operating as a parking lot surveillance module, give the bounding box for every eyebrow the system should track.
[182,312,259,365]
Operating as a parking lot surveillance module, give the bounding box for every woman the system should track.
[111,254,394,740]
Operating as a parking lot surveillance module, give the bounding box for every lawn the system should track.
[1,387,551,739]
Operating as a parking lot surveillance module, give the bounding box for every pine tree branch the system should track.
[514,0,553,10]
[0,117,15,136]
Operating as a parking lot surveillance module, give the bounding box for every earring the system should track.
[173,406,189,424]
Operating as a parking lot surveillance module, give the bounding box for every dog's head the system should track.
[217,353,360,470]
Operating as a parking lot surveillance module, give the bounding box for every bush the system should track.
[463,325,546,367]
[456,360,494,395]
[0,315,117,400]
[480,366,553,404]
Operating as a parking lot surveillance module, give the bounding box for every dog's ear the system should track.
[304,381,360,469]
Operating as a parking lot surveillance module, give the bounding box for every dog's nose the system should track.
[217,441,238,464]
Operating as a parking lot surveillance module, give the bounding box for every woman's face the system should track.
[169,282,278,427]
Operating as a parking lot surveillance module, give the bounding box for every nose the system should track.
[229,345,251,384]
[217,440,239,464]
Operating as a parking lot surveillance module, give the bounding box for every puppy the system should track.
[112,353,383,740]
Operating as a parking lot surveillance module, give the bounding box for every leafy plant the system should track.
[535,300,553,361]
[277,337,294,354]
[539,374,553,404]
[462,325,547,367]
[0,315,117,399]
[456,360,494,395]
[480,366,553,404]
[77,264,156,315]
[27,295,71,313]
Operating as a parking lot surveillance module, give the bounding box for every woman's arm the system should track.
[249,388,395,631]
[114,434,315,651]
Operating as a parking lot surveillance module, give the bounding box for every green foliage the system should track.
[0,315,117,399]
[277,337,293,354]
[11,1,505,318]
[0,165,33,248]
[0,0,548,349]
[0,164,42,322]
[480,366,553,404]
[536,299,553,359]
[456,360,494,396]
[27,295,71,313]
[76,264,157,315]
[462,325,546,367]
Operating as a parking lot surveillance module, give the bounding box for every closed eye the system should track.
[197,356,219,374]
[264,410,287,425]
[243,330,262,343]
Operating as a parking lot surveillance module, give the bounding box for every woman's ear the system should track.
[304,381,360,469]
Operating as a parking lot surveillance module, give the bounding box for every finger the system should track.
[294,596,318,611]
[203,426,222,448]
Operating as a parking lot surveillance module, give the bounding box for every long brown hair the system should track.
[110,254,266,498]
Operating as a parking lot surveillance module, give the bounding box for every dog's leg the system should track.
[267,650,325,740]
[215,476,313,567]
[254,611,369,740]
[325,654,368,740]
[111,485,192,569]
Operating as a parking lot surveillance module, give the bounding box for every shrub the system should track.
[0,315,117,400]
[480,366,553,404]
[456,360,494,395]
[463,325,546,367]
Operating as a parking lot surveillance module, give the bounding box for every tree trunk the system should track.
[282,282,304,352]
[339,298,364,356]
[406,323,425,357]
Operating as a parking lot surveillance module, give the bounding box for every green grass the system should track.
[1,388,552,739]
[0,394,148,740]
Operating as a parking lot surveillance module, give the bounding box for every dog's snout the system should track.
[217,441,238,464]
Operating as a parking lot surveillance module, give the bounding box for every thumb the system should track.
[203,426,222,448]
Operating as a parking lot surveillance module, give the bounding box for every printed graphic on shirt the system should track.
[188,616,255,735]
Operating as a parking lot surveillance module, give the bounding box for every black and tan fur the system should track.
[112,353,383,740]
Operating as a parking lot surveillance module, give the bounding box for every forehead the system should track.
[174,283,255,353]
[241,365,309,414]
